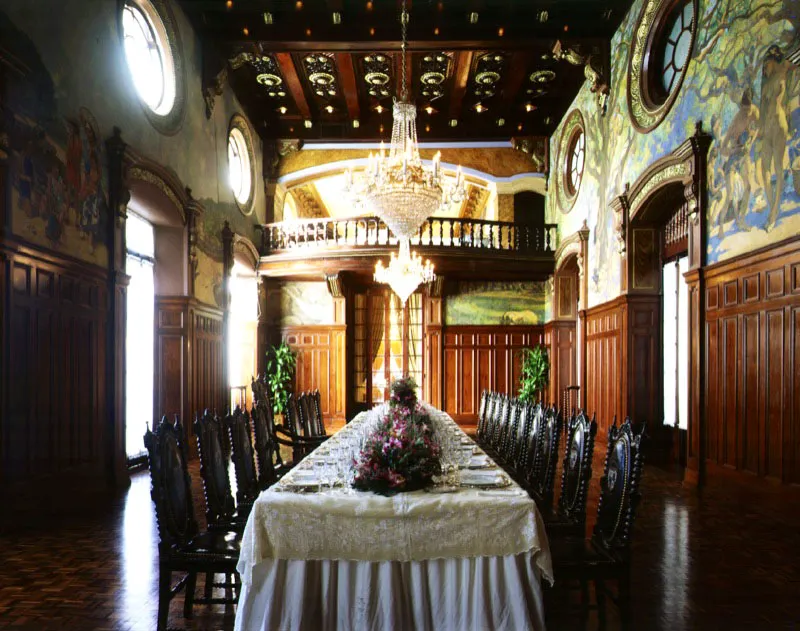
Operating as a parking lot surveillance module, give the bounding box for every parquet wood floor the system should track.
[1,449,799,630]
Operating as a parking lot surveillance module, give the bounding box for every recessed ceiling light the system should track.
[537,10,548,23]
[497,27,505,37]
[226,0,233,9]
[242,27,249,36]
[525,103,535,112]
[375,104,385,114]
[263,12,273,24]
[496,118,505,126]
[295,1,303,10]
[437,1,443,10]
[434,27,440,36]
[517,123,523,131]
[278,106,287,114]
[379,124,385,133]
[370,27,375,36]
[474,103,486,113]
[449,119,458,127]
[304,120,312,128]
[424,105,435,115]
[563,24,569,32]
[425,124,431,133]
[332,11,341,24]
[324,105,334,113]
[353,119,360,128]
[366,1,373,10]
[305,28,312,36]
[469,12,479,24]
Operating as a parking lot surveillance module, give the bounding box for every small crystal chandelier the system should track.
[344,0,466,241]
[374,240,436,305]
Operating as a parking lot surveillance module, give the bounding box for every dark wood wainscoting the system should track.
[0,245,109,507]
[443,326,544,425]
[704,238,800,484]
[282,325,347,424]
[155,297,225,453]
[544,320,576,407]
[583,294,660,439]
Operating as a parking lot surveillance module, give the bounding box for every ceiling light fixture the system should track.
[263,12,273,24]
[497,27,505,37]
[325,105,334,113]
[304,120,312,128]
[353,119,360,128]
[345,0,465,302]
[242,27,249,36]
[375,104,385,114]
[449,119,458,127]
[474,102,486,113]
[525,103,535,112]
[469,12,479,24]
[278,106,287,114]
[424,105,435,115]
[332,12,341,24]
[496,118,505,126]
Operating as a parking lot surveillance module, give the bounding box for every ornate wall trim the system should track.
[232,233,260,271]
[124,147,189,225]
[554,109,585,213]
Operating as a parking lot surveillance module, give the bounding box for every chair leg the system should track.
[595,579,607,631]
[157,566,171,631]
[184,572,197,619]
[618,574,632,631]
[205,571,213,599]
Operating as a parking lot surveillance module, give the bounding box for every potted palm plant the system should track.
[518,344,550,403]
[266,341,297,421]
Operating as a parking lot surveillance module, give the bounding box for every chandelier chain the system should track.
[400,0,408,101]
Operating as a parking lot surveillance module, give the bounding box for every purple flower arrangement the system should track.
[353,378,442,494]
[389,375,419,411]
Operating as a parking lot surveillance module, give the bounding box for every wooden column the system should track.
[577,222,590,412]
[106,128,131,489]
[221,221,234,414]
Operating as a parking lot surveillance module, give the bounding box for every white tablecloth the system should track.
[235,405,552,631]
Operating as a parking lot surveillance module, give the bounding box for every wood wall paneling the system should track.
[544,320,576,406]
[702,237,800,484]
[442,326,543,425]
[282,325,347,424]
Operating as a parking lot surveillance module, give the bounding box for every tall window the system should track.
[354,291,423,405]
[122,0,176,115]
[662,256,689,430]
[228,263,259,410]
[125,214,155,460]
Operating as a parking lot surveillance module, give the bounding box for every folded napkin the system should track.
[461,469,510,487]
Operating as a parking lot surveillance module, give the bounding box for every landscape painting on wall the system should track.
[445,281,546,326]
[264,281,334,326]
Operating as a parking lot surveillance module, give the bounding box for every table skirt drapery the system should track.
[234,552,546,631]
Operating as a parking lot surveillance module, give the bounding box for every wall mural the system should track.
[264,281,334,326]
[2,10,108,267]
[194,249,223,308]
[445,281,546,326]
[549,0,799,308]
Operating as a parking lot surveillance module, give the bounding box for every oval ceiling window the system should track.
[121,0,185,133]
[228,119,255,213]
[628,0,697,132]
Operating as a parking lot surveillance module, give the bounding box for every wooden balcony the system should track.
[256,216,558,281]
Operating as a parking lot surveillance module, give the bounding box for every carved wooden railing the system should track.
[257,216,558,256]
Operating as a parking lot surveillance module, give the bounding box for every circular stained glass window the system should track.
[567,130,585,196]
[657,1,694,99]
[122,1,175,116]
[228,128,252,206]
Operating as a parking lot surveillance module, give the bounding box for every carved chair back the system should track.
[513,402,532,470]
[297,393,315,437]
[493,395,510,450]
[225,406,259,506]
[530,405,562,505]
[521,403,543,476]
[144,416,199,550]
[591,418,645,559]
[483,393,497,444]
[286,395,305,437]
[311,389,325,435]
[193,410,236,527]
[557,411,598,524]
[477,390,489,439]
[502,399,521,462]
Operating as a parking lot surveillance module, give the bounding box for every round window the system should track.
[120,0,185,134]
[228,117,255,214]
[566,129,585,197]
[555,109,585,213]
[628,0,697,132]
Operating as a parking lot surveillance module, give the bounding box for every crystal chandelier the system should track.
[344,0,466,241]
[374,240,436,306]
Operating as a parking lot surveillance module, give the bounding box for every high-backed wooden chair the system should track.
[310,389,325,436]
[250,379,290,488]
[224,407,259,511]
[527,405,562,506]
[545,411,597,538]
[274,395,328,462]
[476,390,489,440]
[549,418,646,630]
[500,398,521,464]
[144,416,239,631]
[193,410,247,533]
[511,402,532,474]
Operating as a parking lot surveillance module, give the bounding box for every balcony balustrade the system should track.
[257,216,558,257]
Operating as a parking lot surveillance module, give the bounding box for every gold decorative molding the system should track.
[555,109,585,213]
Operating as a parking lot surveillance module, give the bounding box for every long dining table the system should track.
[235,403,553,631]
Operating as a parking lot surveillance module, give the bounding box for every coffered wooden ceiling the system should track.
[179,0,633,141]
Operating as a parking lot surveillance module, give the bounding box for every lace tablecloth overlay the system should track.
[237,405,553,587]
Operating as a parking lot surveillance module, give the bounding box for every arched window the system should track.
[122,0,176,116]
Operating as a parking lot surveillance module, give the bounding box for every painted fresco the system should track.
[549,0,800,308]
[445,281,546,326]
[264,281,334,326]
[2,10,109,267]
[194,249,223,308]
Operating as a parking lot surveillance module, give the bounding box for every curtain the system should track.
[370,294,385,395]
[407,293,422,381]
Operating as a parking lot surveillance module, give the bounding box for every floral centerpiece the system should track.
[353,377,441,494]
